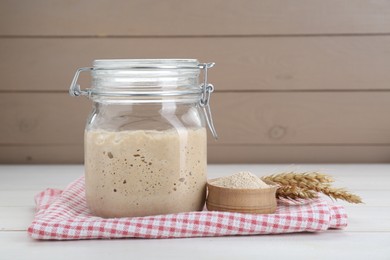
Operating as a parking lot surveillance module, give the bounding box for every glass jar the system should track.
[69,59,217,218]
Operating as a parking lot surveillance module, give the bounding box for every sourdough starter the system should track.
[85,128,207,218]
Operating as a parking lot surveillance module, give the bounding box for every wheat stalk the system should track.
[317,185,363,204]
[262,172,363,204]
[276,185,318,200]
[262,172,334,186]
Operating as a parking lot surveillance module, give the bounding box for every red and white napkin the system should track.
[28,176,347,240]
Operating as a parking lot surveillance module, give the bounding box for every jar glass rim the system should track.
[93,59,200,70]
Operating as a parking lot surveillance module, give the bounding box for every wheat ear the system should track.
[262,172,334,186]
[316,186,363,204]
[262,172,363,204]
[275,185,318,200]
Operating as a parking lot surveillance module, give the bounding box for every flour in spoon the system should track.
[211,171,269,189]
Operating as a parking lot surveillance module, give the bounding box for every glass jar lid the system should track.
[70,59,205,99]
[92,59,200,70]
[92,59,201,98]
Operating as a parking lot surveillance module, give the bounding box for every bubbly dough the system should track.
[85,128,207,218]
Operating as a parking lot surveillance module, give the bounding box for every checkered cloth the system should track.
[28,176,347,240]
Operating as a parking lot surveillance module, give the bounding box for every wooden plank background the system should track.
[0,0,390,163]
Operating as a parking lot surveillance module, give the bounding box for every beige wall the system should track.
[1,0,390,163]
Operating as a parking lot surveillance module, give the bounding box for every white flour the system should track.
[211,171,269,189]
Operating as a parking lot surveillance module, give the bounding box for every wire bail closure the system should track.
[69,61,218,139]
[198,63,218,139]
[69,67,93,97]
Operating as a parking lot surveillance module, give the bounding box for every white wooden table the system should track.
[1,164,389,259]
